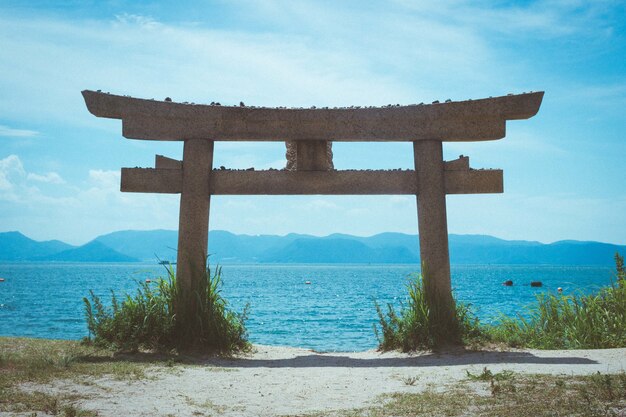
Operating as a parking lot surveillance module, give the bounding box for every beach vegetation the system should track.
[0,337,151,416]
[376,253,626,351]
[486,252,626,349]
[299,370,626,417]
[616,251,625,286]
[487,279,626,349]
[83,264,249,354]
[374,272,484,351]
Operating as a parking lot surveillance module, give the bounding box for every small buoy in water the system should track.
[557,287,563,293]
[503,280,513,286]
[305,281,311,285]
[145,279,152,283]
[530,281,543,287]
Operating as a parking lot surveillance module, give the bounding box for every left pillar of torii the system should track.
[133,142,214,309]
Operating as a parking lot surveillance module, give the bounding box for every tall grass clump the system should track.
[84,265,249,353]
[374,272,483,351]
[616,252,625,286]
[84,275,175,351]
[489,252,626,349]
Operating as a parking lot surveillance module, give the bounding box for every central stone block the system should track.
[286,140,334,171]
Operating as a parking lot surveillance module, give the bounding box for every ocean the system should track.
[0,263,615,351]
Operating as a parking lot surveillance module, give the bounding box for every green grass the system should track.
[487,281,626,349]
[374,272,484,351]
[84,264,250,354]
[0,337,239,415]
[376,253,626,351]
[368,371,626,417]
[289,371,626,417]
[0,338,153,415]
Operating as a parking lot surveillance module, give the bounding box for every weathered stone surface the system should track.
[155,154,182,170]
[285,141,334,171]
[414,140,455,321]
[444,155,469,171]
[82,91,543,142]
[120,167,502,195]
[285,141,297,171]
[176,140,213,305]
[121,167,182,193]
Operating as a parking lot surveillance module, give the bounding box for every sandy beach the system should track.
[13,344,626,417]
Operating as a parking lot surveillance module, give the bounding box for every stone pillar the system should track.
[176,139,214,306]
[413,140,456,329]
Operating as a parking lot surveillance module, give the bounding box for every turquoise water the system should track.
[0,263,615,351]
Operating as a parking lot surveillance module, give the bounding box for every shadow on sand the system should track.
[78,348,598,368]
[208,350,598,369]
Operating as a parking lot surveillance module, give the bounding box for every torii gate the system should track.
[82,90,543,326]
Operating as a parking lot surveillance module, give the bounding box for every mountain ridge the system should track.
[0,230,624,265]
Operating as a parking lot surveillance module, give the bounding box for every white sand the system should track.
[15,345,626,416]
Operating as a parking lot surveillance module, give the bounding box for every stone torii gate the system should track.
[82,90,543,324]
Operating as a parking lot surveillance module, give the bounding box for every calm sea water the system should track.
[0,263,615,351]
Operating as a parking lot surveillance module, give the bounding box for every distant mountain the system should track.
[447,235,624,265]
[92,230,310,262]
[1,229,624,265]
[36,241,138,262]
[95,229,179,262]
[88,230,625,265]
[260,237,418,263]
[0,231,74,260]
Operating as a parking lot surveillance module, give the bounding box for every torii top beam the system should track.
[82,91,544,142]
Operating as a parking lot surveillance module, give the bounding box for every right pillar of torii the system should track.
[414,140,455,314]
[82,89,544,334]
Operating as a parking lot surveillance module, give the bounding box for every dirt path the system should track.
[17,345,626,416]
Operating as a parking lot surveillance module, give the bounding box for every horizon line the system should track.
[2,229,625,248]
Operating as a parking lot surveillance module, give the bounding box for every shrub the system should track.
[376,253,626,351]
[488,253,626,349]
[374,272,483,351]
[488,281,626,349]
[616,252,625,287]
[84,265,249,353]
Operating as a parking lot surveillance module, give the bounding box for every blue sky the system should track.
[0,0,625,245]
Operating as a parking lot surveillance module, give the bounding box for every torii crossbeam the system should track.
[82,90,543,327]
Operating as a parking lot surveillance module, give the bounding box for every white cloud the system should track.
[0,6,494,132]
[0,125,39,138]
[114,13,162,29]
[88,169,120,189]
[392,0,617,38]
[0,154,25,191]
[0,156,179,244]
[26,172,65,184]
[3,1,613,131]
[302,199,341,211]
[1,154,66,190]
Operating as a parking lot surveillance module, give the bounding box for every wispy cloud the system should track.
[0,154,178,244]
[114,13,161,29]
[0,125,38,138]
[0,154,25,191]
[0,154,65,194]
[26,172,65,184]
